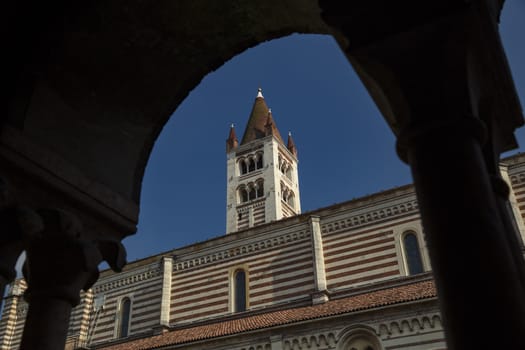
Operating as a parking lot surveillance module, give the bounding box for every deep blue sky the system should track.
[124,0,525,263]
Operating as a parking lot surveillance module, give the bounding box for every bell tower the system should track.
[226,88,301,233]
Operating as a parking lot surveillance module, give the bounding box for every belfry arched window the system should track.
[238,186,249,203]
[233,269,247,312]
[248,158,256,172]
[239,153,263,175]
[287,192,295,208]
[285,166,292,179]
[117,297,131,338]
[249,187,256,200]
[239,180,264,203]
[256,153,263,169]
[403,232,424,275]
[240,160,247,175]
[256,180,264,198]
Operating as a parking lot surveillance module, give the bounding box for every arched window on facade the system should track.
[256,154,263,169]
[403,232,424,275]
[248,158,256,172]
[233,269,247,312]
[287,192,295,208]
[238,186,249,203]
[117,297,131,338]
[240,160,247,175]
[256,181,264,198]
[248,187,256,200]
[340,328,381,350]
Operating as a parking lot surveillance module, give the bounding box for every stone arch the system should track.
[337,325,382,350]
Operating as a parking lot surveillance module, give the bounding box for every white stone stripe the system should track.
[172,304,227,319]
[251,286,312,304]
[250,258,313,277]
[172,282,227,300]
[171,288,228,307]
[250,276,313,295]
[326,256,398,276]
[325,247,398,270]
[327,264,399,285]
[130,303,161,315]
[130,312,161,325]
[251,267,313,288]
[324,240,395,261]
[323,230,393,249]
[172,274,227,291]
[171,286,228,305]
[172,241,312,283]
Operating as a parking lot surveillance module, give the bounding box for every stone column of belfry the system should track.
[309,216,328,304]
[319,2,525,349]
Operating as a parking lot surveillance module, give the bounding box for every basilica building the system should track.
[1,90,525,350]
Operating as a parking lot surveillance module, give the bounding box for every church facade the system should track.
[1,90,525,350]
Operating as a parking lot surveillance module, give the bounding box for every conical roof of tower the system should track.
[287,131,298,157]
[226,124,238,153]
[240,89,285,145]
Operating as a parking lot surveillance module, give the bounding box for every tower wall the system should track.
[226,136,300,233]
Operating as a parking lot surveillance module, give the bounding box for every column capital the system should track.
[23,208,126,306]
[396,117,487,163]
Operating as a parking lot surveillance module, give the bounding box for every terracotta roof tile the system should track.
[99,280,436,350]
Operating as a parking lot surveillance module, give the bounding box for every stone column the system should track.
[160,256,173,327]
[0,206,43,311]
[499,164,525,245]
[309,216,328,304]
[400,118,525,349]
[20,209,126,350]
[318,2,525,348]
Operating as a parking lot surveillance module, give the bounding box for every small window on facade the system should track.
[238,213,243,220]
[249,187,256,200]
[256,155,263,169]
[240,161,247,175]
[403,232,424,275]
[240,188,248,203]
[285,167,292,179]
[248,158,255,172]
[234,269,247,312]
[287,193,295,208]
[117,297,131,338]
[256,183,264,198]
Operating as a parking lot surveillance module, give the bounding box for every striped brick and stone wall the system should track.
[88,262,163,345]
[0,280,27,349]
[319,186,428,290]
[503,153,525,245]
[170,221,315,325]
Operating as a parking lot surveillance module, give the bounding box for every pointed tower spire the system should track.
[241,88,284,145]
[287,131,298,157]
[264,108,281,139]
[226,123,238,153]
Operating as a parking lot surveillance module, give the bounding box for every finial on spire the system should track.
[287,130,297,157]
[226,123,238,153]
[257,87,264,98]
[231,123,235,128]
[268,108,272,114]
